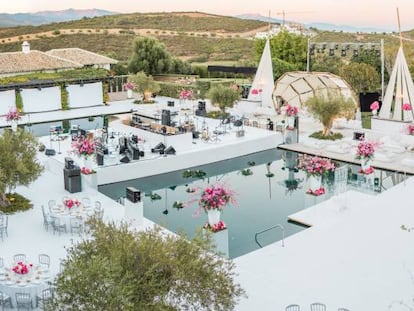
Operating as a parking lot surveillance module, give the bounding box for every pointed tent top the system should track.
[397,7,403,48]
[247,38,275,110]
[378,46,414,121]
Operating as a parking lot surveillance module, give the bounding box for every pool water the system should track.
[99,149,337,258]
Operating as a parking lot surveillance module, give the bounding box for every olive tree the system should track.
[0,129,43,207]
[207,84,240,117]
[129,71,161,101]
[305,90,356,137]
[128,37,172,75]
[49,220,245,311]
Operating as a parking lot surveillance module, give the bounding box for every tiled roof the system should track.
[46,48,118,66]
[0,50,82,74]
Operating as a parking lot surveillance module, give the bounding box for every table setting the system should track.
[49,197,95,226]
[0,259,51,306]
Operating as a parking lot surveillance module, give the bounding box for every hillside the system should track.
[0,8,116,27]
[0,11,412,67]
[0,12,267,64]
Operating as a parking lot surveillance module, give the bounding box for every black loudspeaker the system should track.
[198,101,206,111]
[96,152,104,166]
[165,146,176,155]
[353,132,365,140]
[65,157,74,169]
[45,149,56,156]
[126,187,141,203]
[234,119,243,127]
[167,101,175,107]
[64,167,81,193]
[120,155,130,163]
[161,109,171,126]
[151,142,166,153]
[359,92,381,112]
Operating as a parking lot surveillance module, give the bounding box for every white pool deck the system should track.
[1,104,414,310]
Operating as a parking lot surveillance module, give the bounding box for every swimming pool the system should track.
[99,149,340,258]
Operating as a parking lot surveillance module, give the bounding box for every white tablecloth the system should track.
[0,264,51,307]
[50,202,94,227]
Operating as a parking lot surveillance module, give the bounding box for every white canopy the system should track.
[378,46,414,121]
[247,38,275,110]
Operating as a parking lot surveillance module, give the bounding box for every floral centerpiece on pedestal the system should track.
[71,136,96,159]
[298,155,335,195]
[64,198,80,209]
[5,107,21,131]
[196,183,236,228]
[124,82,135,98]
[12,261,32,274]
[407,124,414,136]
[370,101,380,115]
[285,104,298,130]
[355,140,375,174]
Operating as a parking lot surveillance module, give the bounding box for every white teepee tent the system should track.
[378,46,414,121]
[247,37,275,109]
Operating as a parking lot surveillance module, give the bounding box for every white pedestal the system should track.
[81,173,98,190]
[203,228,229,258]
[124,199,143,227]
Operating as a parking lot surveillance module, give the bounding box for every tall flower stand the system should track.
[81,173,98,190]
[124,187,143,228]
[83,157,94,170]
[10,120,18,132]
[286,116,295,130]
[309,175,322,192]
[207,209,221,226]
[127,89,133,99]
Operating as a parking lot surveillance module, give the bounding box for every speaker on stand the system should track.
[161,109,171,126]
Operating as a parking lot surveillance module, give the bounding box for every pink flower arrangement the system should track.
[403,103,412,111]
[124,82,135,90]
[81,167,96,175]
[198,184,236,212]
[12,261,32,274]
[355,140,375,161]
[359,166,374,175]
[6,108,21,121]
[370,101,380,111]
[71,137,96,159]
[285,104,299,117]
[306,187,325,196]
[203,220,227,232]
[407,124,414,135]
[64,198,80,209]
[298,156,335,177]
[179,89,193,100]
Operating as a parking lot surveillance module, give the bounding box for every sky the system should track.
[2,0,414,30]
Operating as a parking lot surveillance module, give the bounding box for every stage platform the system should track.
[39,117,283,185]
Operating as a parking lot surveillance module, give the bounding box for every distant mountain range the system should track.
[235,13,392,33]
[0,8,116,27]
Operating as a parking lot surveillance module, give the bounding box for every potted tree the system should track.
[305,90,355,140]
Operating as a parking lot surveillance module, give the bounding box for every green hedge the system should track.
[157,82,198,99]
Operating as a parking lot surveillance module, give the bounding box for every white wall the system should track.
[67,82,104,108]
[0,90,16,115]
[21,86,61,113]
